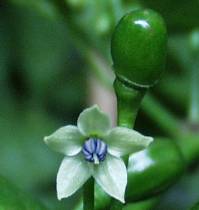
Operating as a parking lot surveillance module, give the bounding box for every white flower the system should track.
[44,105,153,203]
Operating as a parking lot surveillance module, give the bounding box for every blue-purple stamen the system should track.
[82,138,107,164]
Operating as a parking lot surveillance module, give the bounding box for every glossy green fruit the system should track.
[111,9,167,88]
[126,138,185,201]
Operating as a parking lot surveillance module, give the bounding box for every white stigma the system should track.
[93,154,99,164]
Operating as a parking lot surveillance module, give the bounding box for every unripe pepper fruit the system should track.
[126,138,185,201]
[108,8,182,210]
[111,9,167,88]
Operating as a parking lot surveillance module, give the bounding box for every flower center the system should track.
[82,138,107,164]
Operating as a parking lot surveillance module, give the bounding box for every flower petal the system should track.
[57,155,91,200]
[44,125,85,156]
[106,127,153,157]
[77,105,111,137]
[93,154,127,203]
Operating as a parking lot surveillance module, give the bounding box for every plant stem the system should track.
[110,78,146,210]
[83,178,94,210]
[56,1,181,136]
[84,47,181,137]
[114,79,146,128]
[189,65,199,124]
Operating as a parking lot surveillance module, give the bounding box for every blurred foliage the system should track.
[0,0,199,209]
[140,0,199,32]
[191,201,199,210]
[0,2,85,209]
[0,175,48,210]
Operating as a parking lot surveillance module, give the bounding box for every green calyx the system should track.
[114,79,146,127]
[111,9,167,88]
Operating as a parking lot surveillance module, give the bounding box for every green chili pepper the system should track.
[111,9,167,88]
[110,8,169,210]
[126,138,185,201]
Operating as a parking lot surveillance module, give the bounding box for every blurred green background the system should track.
[0,0,199,210]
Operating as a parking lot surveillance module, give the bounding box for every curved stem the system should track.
[114,79,146,128]
[110,78,146,210]
[83,178,94,210]
[56,1,181,137]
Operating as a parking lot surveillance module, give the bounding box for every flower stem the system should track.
[110,78,146,210]
[114,79,146,128]
[83,178,94,210]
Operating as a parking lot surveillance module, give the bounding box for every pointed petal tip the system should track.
[112,194,125,203]
[56,156,91,202]
[147,136,154,145]
[43,136,48,143]
[93,154,127,205]
[92,104,100,109]
[85,104,100,112]
[57,193,64,201]
[88,104,103,114]
[77,104,111,136]
[120,198,125,204]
